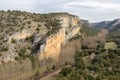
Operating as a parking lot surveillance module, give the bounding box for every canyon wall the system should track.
[38,15,81,60]
[0,13,81,63]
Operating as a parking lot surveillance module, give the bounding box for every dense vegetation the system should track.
[0,10,120,80]
[57,46,120,80]
[55,23,120,80]
[107,29,120,48]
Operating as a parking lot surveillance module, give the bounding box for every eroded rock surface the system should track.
[38,15,81,60]
[0,12,81,63]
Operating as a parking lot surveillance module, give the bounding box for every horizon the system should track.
[0,0,120,22]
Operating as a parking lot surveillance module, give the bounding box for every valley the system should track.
[0,10,120,80]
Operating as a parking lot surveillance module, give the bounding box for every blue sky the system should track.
[0,0,120,22]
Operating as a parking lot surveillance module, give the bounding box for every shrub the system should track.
[52,65,56,70]
[81,45,89,49]
[22,22,26,25]
[11,38,16,43]
[25,35,34,43]
[18,47,26,59]
[27,20,31,24]
[15,56,19,60]
[38,24,41,27]
[36,28,39,31]
[35,70,40,76]
[60,67,73,76]
[0,53,2,57]
[2,45,9,51]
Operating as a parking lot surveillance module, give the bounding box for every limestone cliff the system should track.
[39,28,65,60]
[38,15,81,60]
[0,11,81,63]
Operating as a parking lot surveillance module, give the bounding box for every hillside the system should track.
[80,20,99,36]
[0,10,81,63]
[52,19,120,80]
[0,10,119,80]
[0,10,83,80]
[56,48,120,80]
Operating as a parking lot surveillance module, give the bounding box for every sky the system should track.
[0,0,120,22]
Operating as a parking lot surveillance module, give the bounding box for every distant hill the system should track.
[92,18,120,31]
[106,19,120,31]
[92,21,110,29]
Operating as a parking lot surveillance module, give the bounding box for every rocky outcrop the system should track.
[0,12,81,63]
[39,28,65,60]
[38,15,81,60]
[9,29,33,42]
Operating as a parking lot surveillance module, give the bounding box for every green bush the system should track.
[80,24,99,36]
[81,45,89,49]
[18,47,26,59]
[2,45,9,51]
[35,70,40,76]
[26,20,31,24]
[52,65,56,70]
[0,53,2,57]
[60,67,72,76]
[11,38,16,43]
[25,35,34,43]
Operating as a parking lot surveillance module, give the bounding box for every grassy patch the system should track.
[105,42,117,50]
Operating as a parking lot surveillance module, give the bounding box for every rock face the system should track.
[38,15,81,60]
[39,28,65,60]
[0,11,81,63]
[9,29,33,42]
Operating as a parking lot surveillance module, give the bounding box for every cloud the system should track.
[0,0,70,12]
[0,0,120,22]
[0,0,36,11]
[66,1,120,10]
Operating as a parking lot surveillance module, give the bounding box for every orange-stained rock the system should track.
[39,16,81,60]
[39,28,65,60]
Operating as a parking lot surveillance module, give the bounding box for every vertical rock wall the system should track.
[38,15,81,60]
